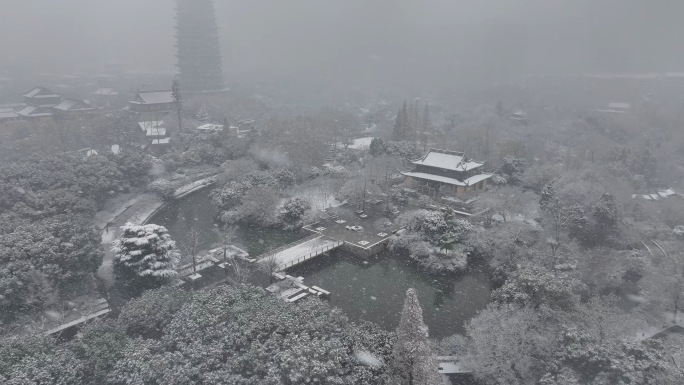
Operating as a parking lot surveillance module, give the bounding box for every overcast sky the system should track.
[1,0,683,81]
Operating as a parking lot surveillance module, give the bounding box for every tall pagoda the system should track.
[176,0,224,92]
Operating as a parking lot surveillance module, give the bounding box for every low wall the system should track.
[339,238,389,258]
[142,178,216,225]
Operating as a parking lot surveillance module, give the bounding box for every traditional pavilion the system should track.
[402,149,492,196]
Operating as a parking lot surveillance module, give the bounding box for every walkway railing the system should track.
[255,233,321,261]
[278,240,344,270]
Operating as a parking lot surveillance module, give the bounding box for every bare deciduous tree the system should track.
[182,227,201,274]
[259,253,282,282]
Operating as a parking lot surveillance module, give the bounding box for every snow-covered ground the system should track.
[288,183,341,211]
[336,137,374,150]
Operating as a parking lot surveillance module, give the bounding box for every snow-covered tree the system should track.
[466,304,556,385]
[113,223,180,291]
[492,264,583,311]
[281,196,311,222]
[393,101,415,141]
[501,155,527,177]
[196,104,211,123]
[539,182,555,211]
[147,179,175,200]
[389,210,472,273]
[592,192,618,229]
[392,288,444,385]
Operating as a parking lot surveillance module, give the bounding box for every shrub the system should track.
[147,179,175,200]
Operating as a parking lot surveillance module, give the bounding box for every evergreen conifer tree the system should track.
[113,223,181,293]
[392,288,444,385]
[422,103,432,132]
[539,182,555,211]
[394,101,414,141]
[394,107,404,140]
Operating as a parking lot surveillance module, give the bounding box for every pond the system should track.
[149,188,492,338]
[289,252,491,338]
[148,188,302,256]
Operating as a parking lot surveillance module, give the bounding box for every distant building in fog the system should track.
[176,0,224,92]
[23,87,62,107]
[597,102,632,114]
[0,87,96,120]
[129,90,176,113]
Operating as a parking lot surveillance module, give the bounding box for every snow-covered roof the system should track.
[53,99,95,112]
[0,103,26,109]
[402,171,493,187]
[92,88,118,96]
[411,149,484,172]
[346,137,374,150]
[196,123,223,131]
[138,121,164,132]
[0,111,19,119]
[152,138,170,145]
[23,87,60,99]
[401,171,466,186]
[597,102,632,113]
[111,144,121,154]
[608,102,631,110]
[134,90,174,105]
[464,173,493,185]
[146,126,167,137]
[17,105,52,117]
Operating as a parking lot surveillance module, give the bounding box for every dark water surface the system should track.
[289,252,491,338]
[148,189,302,256]
[149,188,491,338]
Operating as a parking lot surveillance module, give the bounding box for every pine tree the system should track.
[394,107,404,140]
[403,101,413,141]
[422,103,431,133]
[592,193,618,229]
[419,103,432,150]
[392,288,444,385]
[394,101,414,141]
[113,223,181,292]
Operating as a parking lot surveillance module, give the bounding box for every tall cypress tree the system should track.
[394,100,413,141]
[402,101,413,140]
[393,107,404,140]
[392,288,444,385]
[422,103,431,132]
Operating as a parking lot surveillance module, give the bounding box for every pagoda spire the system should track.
[176,0,224,92]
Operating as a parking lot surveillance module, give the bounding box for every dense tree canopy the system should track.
[0,152,151,320]
[0,286,394,385]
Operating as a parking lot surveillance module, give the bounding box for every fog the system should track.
[3,0,684,85]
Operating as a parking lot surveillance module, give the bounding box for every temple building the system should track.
[402,149,492,196]
[176,0,224,92]
[5,87,96,120]
[23,87,62,107]
[129,90,176,113]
